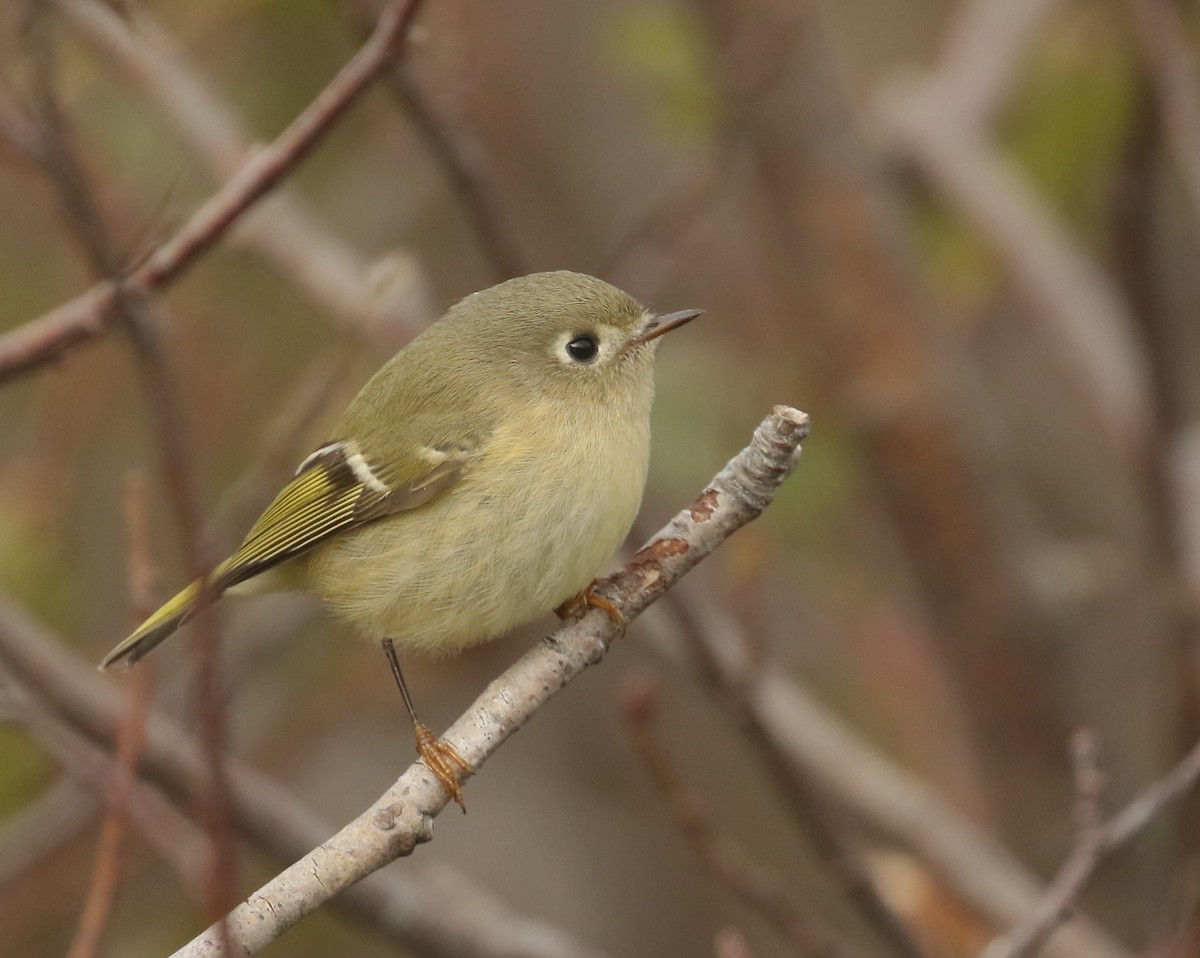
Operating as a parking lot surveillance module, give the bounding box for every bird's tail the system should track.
[99,566,228,670]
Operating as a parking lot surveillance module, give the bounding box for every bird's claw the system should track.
[414,722,470,812]
[555,582,626,637]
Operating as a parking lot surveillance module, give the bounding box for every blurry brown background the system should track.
[2,0,1199,956]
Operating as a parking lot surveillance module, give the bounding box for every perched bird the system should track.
[100,270,700,808]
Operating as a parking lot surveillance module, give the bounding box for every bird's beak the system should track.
[621,308,703,355]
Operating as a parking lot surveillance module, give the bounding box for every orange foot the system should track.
[414,721,470,813]
[555,582,627,637]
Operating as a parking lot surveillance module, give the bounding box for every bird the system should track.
[100,270,700,809]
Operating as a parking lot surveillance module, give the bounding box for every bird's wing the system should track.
[221,436,476,588]
[99,433,480,669]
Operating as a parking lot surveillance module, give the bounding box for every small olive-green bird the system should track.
[101,270,699,808]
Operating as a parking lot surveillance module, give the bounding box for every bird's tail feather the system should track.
[99,565,228,670]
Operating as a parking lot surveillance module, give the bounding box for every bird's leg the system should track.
[381,638,469,812]
[555,581,626,637]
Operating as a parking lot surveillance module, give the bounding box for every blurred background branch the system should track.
[0,593,619,958]
[0,0,429,381]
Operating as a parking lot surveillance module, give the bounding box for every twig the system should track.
[619,672,859,957]
[345,0,724,300]
[601,158,723,298]
[64,473,158,958]
[22,6,120,277]
[646,590,1131,958]
[983,736,1200,958]
[385,67,527,279]
[653,588,925,958]
[163,406,808,957]
[874,97,1151,460]
[4,682,211,901]
[338,0,528,280]
[0,0,427,382]
[0,597,619,958]
[58,0,430,346]
[107,0,424,289]
[1123,0,1200,226]
[22,26,236,929]
[713,927,758,958]
[872,0,1152,460]
[1068,729,1105,842]
[901,0,1064,132]
[1121,0,1200,632]
[693,3,1049,822]
[0,780,97,890]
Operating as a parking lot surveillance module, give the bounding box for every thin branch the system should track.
[64,473,158,958]
[619,672,861,958]
[874,95,1151,462]
[1122,0,1200,614]
[1123,0,1200,226]
[906,0,1064,132]
[601,158,723,298]
[0,597,620,958]
[206,345,359,541]
[338,0,528,281]
[117,0,425,292]
[23,25,237,928]
[59,0,430,347]
[983,735,1200,958]
[871,0,1152,461]
[713,927,759,958]
[345,0,725,300]
[647,589,1132,958]
[650,587,925,958]
[0,0,428,382]
[164,406,809,958]
[1068,729,1105,842]
[0,780,98,890]
[4,682,211,901]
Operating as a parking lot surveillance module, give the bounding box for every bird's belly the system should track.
[302,425,649,654]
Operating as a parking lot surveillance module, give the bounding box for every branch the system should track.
[1172,425,1200,615]
[649,590,1132,958]
[169,405,809,957]
[0,781,97,889]
[896,0,1064,132]
[0,0,427,382]
[619,673,857,957]
[713,927,759,958]
[872,0,1152,460]
[65,472,160,958]
[57,0,430,346]
[1123,0,1200,225]
[338,0,529,282]
[5,682,213,898]
[983,735,1200,958]
[0,600,618,958]
[18,15,241,927]
[650,589,924,958]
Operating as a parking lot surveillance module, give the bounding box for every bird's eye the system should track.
[565,334,599,363]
